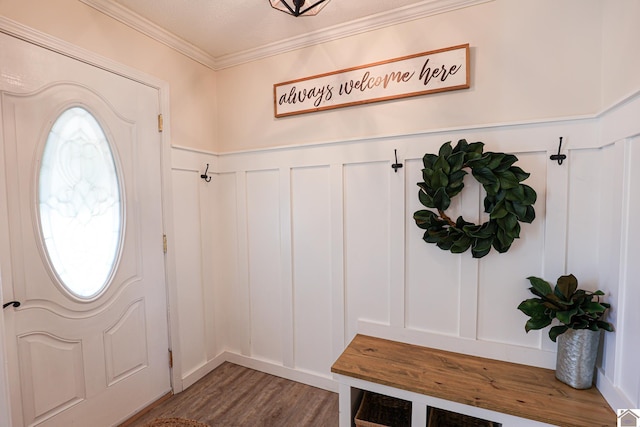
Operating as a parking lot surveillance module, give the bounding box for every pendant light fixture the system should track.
[269,0,331,17]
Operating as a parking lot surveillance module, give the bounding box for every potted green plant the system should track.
[517,274,614,389]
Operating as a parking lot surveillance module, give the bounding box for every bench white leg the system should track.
[338,383,354,427]
[412,403,427,427]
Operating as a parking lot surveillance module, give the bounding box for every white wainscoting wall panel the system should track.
[344,162,392,341]
[246,169,284,365]
[170,149,224,389]
[291,166,334,376]
[169,90,640,410]
[172,169,208,377]
[616,136,640,409]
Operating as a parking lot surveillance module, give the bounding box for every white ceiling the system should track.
[80,0,488,69]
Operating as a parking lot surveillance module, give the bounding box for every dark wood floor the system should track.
[124,362,339,427]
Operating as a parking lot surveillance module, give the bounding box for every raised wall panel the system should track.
[291,166,333,376]
[477,151,547,347]
[405,158,462,336]
[246,169,283,363]
[213,173,243,354]
[344,162,391,341]
[566,148,604,285]
[619,138,640,407]
[172,169,207,375]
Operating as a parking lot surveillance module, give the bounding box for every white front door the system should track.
[0,31,171,426]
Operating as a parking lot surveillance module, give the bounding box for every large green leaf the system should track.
[417,182,431,194]
[493,154,518,173]
[505,185,525,201]
[510,201,527,219]
[517,298,548,318]
[472,167,497,185]
[452,139,469,153]
[447,151,465,171]
[438,141,453,157]
[422,168,434,183]
[489,200,508,219]
[527,276,553,297]
[583,301,608,315]
[418,190,435,208]
[436,235,455,250]
[466,141,484,154]
[525,316,553,333]
[472,237,493,253]
[432,169,449,189]
[496,227,514,249]
[522,205,536,223]
[522,184,537,204]
[556,274,578,300]
[596,320,615,332]
[451,235,473,253]
[413,209,437,229]
[498,170,519,189]
[432,187,451,210]
[549,325,569,342]
[422,153,438,169]
[467,153,491,169]
[497,214,518,233]
[471,243,492,258]
[486,153,505,170]
[556,307,579,324]
[424,230,445,243]
[509,166,531,182]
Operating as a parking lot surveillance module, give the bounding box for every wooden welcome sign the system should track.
[274,43,470,117]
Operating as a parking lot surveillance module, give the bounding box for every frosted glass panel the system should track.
[39,107,122,299]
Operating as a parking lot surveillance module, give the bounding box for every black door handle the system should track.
[2,301,20,309]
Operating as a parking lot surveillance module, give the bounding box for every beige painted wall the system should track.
[4,1,637,154]
[3,1,638,154]
[216,0,606,152]
[602,0,640,107]
[0,0,217,152]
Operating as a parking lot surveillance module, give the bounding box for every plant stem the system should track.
[437,209,456,227]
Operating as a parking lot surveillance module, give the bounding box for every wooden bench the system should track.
[331,334,615,427]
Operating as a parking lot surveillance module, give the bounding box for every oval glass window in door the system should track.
[38,107,122,299]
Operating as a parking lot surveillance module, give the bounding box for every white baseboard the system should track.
[596,368,635,412]
[177,351,338,395]
[180,353,227,390]
[224,352,338,393]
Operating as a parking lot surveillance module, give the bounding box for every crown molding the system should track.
[79,0,217,69]
[81,0,492,70]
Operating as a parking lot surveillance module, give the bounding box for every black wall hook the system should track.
[550,137,567,165]
[3,301,20,310]
[201,164,212,182]
[391,149,403,172]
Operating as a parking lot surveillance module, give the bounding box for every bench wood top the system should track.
[331,334,615,427]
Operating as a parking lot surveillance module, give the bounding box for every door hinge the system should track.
[158,114,163,133]
[163,234,167,254]
[168,349,173,368]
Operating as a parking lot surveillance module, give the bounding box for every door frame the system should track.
[0,17,182,425]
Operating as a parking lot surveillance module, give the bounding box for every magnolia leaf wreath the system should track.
[413,139,537,258]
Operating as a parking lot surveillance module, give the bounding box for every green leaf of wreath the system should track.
[413,139,537,258]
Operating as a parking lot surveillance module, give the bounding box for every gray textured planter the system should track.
[555,329,601,389]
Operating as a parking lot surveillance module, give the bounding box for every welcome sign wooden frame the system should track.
[274,43,470,117]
